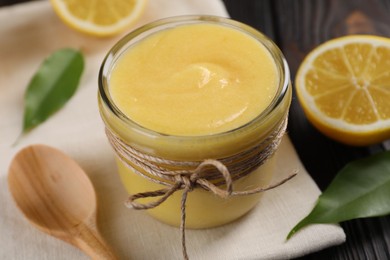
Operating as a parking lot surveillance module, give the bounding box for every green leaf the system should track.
[287,151,390,239]
[22,48,84,134]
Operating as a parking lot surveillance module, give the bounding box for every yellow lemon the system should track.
[295,35,390,146]
[50,0,147,37]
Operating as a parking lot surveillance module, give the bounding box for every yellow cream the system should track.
[109,23,277,136]
[99,17,291,229]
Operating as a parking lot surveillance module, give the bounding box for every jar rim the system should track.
[98,15,290,141]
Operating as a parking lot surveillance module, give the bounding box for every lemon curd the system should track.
[110,23,277,136]
[99,16,291,228]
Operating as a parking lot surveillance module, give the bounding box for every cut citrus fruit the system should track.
[50,0,147,37]
[295,35,390,146]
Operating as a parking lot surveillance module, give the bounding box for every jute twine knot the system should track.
[105,117,297,260]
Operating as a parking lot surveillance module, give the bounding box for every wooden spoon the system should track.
[8,144,117,259]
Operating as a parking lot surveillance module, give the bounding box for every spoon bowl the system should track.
[8,144,116,259]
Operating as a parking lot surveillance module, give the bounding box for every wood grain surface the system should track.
[222,0,390,259]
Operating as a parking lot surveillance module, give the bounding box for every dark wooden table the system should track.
[2,0,390,259]
[221,0,390,259]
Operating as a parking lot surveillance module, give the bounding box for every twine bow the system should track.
[105,117,297,260]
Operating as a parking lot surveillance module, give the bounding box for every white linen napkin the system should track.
[0,1,345,259]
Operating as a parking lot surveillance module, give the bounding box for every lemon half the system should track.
[50,0,147,37]
[295,35,390,146]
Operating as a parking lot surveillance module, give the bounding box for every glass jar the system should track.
[98,15,291,229]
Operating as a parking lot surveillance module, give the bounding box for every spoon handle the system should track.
[74,222,117,260]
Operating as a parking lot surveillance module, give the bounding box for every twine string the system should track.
[181,184,191,260]
[105,117,297,260]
